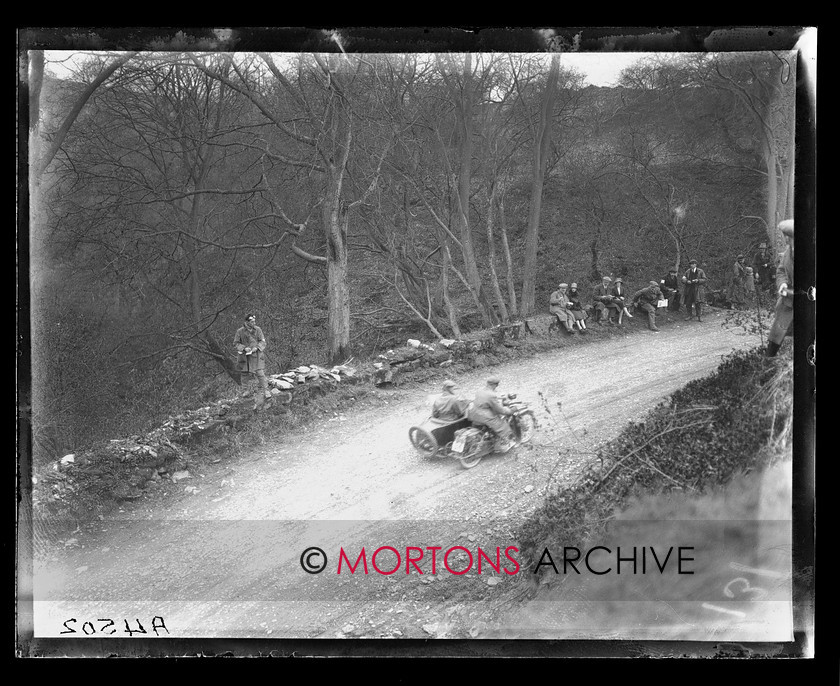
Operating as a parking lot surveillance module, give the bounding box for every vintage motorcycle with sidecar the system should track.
[408,393,537,469]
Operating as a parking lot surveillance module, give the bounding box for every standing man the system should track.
[730,254,748,308]
[681,259,708,322]
[660,267,681,313]
[633,281,664,332]
[467,377,515,452]
[549,282,578,334]
[432,380,468,421]
[234,313,271,408]
[766,220,795,357]
[753,242,773,291]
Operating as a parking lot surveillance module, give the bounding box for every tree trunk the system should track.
[485,184,509,323]
[498,195,519,319]
[519,54,559,317]
[452,54,493,327]
[439,235,462,337]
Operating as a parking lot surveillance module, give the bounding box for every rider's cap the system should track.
[614,277,623,283]
[442,380,457,389]
[570,282,578,288]
[669,267,677,273]
[737,254,744,259]
[779,219,794,237]
[558,282,568,288]
[689,258,697,264]
[602,276,612,281]
[486,376,501,385]
[649,280,659,287]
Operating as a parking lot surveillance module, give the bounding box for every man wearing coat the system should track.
[467,377,514,451]
[234,313,271,407]
[753,242,774,290]
[681,259,707,321]
[660,267,681,312]
[766,220,795,357]
[432,380,468,421]
[592,276,617,324]
[549,282,578,334]
[633,281,664,332]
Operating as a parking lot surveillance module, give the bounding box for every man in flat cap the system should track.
[633,281,664,332]
[467,377,515,451]
[681,259,708,321]
[549,282,577,334]
[234,313,271,408]
[766,219,795,357]
[432,379,468,421]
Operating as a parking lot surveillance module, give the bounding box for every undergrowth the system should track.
[515,346,793,575]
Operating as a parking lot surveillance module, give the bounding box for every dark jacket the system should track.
[468,387,511,425]
[660,273,680,296]
[682,267,707,301]
[634,285,663,306]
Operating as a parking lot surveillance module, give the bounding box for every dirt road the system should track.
[28,316,761,643]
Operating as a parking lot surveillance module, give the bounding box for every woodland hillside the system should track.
[25,49,796,462]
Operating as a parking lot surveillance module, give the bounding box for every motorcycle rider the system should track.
[432,380,468,421]
[467,377,515,453]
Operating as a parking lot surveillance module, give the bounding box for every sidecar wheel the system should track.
[409,427,439,458]
[517,412,537,444]
[458,444,483,469]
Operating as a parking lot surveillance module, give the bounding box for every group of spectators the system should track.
[548,258,708,335]
[546,220,795,356]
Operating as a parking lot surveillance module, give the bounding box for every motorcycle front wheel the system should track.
[516,412,537,444]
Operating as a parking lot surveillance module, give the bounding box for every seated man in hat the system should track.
[432,380,468,421]
[766,219,795,357]
[549,282,578,334]
[592,276,620,324]
[467,377,515,451]
[660,267,681,313]
[633,281,664,332]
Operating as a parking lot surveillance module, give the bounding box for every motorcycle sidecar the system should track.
[408,415,471,458]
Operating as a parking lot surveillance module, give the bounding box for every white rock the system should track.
[407,339,421,348]
[60,454,75,465]
[342,624,355,634]
[486,577,500,586]
[524,485,534,493]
